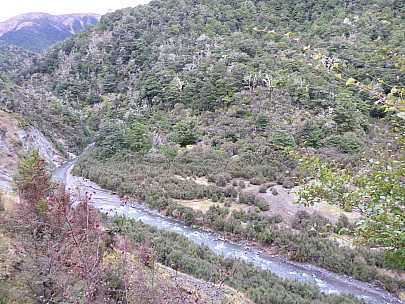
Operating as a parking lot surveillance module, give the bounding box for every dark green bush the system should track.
[302,121,325,148]
[326,132,363,154]
[224,186,238,198]
[258,184,268,193]
[0,191,4,212]
[215,175,227,187]
[239,191,256,205]
[250,176,265,185]
[170,120,198,146]
[254,196,269,211]
[270,131,298,150]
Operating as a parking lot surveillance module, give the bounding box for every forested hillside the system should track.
[16,0,403,154]
[0,41,33,77]
[0,0,404,302]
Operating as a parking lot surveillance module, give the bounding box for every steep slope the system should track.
[0,191,251,304]
[19,0,403,184]
[0,12,100,52]
[15,0,404,221]
[0,79,91,153]
[0,41,34,77]
[22,0,404,105]
[11,0,405,214]
[0,109,65,190]
[3,0,405,299]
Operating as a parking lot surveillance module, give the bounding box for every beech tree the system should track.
[14,150,53,221]
[12,151,106,302]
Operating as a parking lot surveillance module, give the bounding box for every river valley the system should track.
[53,160,402,304]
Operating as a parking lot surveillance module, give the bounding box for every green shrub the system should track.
[302,121,325,148]
[224,186,238,198]
[254,196,269,211]
[282,179,294,188]
[258,184,268,193]
[215,175,227,187]
[255,114,269,130]
[250,176,265,185]
[332,95,366,133]
[334,214,353,234]
[170,120,198,146]
[326,132,363,154]
[0,191,4,212]
[207,174,216,183]
[239,191,256,205]
[270,131,298,150]
[0,286,9,304]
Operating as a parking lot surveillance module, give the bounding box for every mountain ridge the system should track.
[0,12,100,52]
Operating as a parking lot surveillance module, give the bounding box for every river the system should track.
[53,160,401,304]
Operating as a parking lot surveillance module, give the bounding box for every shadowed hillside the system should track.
[0,13,100,52]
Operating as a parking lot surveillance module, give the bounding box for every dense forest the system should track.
[0,41,33,77]
[0,0,404,303]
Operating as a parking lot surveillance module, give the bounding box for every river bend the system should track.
[53,160,401,304]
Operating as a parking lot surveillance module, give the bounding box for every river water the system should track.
[53,160,401,304]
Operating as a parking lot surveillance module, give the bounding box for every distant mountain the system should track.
[0,12,100,52]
